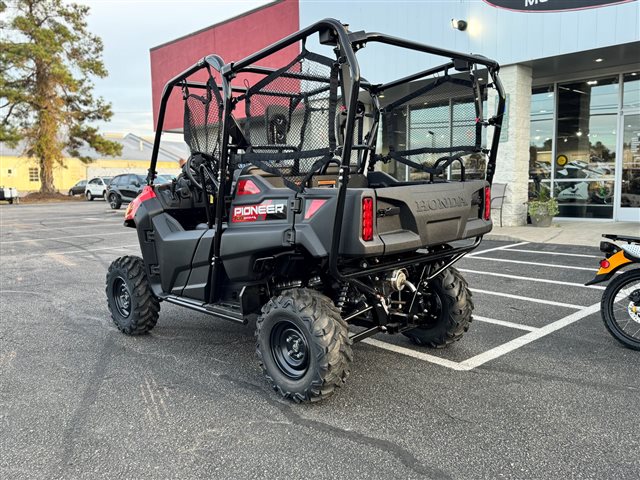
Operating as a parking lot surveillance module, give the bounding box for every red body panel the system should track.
[150,0,300,132]
[125,185,156,223]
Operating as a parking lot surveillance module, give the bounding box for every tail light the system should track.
[124,185,156,223]
[362,197,374,241]
[483,186,491,221]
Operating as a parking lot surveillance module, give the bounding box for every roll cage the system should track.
[147,18,506,301]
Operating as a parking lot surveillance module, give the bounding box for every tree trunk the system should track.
[39,155,56,193]
[34,57,63,194]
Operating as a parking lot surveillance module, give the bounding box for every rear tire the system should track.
[108,192,122,210]
[106,256,160,335]
[256,288,353,403]
[601,268,640,351]
[85,191,93,201]
[402,267,473,348]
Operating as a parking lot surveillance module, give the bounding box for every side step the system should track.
[161,295,247,325]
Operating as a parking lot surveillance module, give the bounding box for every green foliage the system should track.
[528,196,559,219]
[0,0,122,192]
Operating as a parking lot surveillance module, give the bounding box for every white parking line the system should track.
[459,268,605,290]
[467,256,597,272]
[467,241,529,257]
[505,248,600,259]
[470,288,585,309]
[365,302,601,371]
[5,244,140,259]
[0,231,132,244]
[459,303,601,369]
[362,338,470,371]
[3,221,123,233]
[54,244,140,255]
[0,216,120,227]
[472,315,538,332]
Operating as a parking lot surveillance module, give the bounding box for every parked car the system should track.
[155,174,175,184]
[105,174,145,209]
[0,186,19,204]
[68,179,87,196]
[84,177,112,201]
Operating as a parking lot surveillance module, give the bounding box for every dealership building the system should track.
[150,0,640,225]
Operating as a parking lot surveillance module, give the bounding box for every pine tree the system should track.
[0,0,122,193]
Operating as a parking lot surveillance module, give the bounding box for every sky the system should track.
[78,0,270,138]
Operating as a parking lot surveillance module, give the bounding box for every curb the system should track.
[484,233,528,243]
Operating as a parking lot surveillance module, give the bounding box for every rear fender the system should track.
[584,250,633,285]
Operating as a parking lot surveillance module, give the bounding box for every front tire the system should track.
[402,267,473,348]
[601,268,640,351]
[256,288,353,403]
[106,256,160,335]
[108,192,122,210]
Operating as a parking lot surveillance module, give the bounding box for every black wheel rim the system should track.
[112,277,132,318]
[411,285,443,329]
[270,321,309,380]
[610,281,640,342]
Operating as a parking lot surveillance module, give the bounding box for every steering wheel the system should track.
[185,153,217,192]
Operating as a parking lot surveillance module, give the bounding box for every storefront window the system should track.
[554,76,618,218]
[620,73,640,214]
[381,77,488,182]
[529,86,554,199]
[623,72,640,110]
[409,103,449,180]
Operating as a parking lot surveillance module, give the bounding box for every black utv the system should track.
[106,19,506,402]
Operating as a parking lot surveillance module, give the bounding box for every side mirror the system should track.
[133,181,140,187]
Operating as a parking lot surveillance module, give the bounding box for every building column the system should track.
[490,64,532,226]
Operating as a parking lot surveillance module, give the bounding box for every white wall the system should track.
[300,0,640,82]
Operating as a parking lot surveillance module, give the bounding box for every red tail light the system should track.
[124,185,156,223]
[362,197,374,241]
[600,259,610,269]
[483,186,491,221]
[237,179,261,195]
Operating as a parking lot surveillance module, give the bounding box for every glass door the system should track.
[616,113,640,221]
[554,77,619,219]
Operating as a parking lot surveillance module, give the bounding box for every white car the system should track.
[84,177,112,201]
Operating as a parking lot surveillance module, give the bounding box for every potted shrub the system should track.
[528,191,559,227]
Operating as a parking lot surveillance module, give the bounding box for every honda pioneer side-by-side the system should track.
[106,19,506,402]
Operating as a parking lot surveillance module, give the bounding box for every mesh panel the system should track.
[382,74,485,181]
[183,77,222,161]
[241,51,338,191]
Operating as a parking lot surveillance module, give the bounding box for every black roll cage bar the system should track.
[147,19,506,302]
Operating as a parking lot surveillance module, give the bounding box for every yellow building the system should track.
[0,133,186,193]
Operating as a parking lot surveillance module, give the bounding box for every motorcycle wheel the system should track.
[601,268,640,351]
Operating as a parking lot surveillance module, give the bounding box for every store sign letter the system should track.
[483,0,635,12]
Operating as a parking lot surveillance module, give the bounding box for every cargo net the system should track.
[183,69,223,166]
[381,74,487,182]
[237,49,340,191]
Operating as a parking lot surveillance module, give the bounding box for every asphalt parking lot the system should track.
[1,202,638,479]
